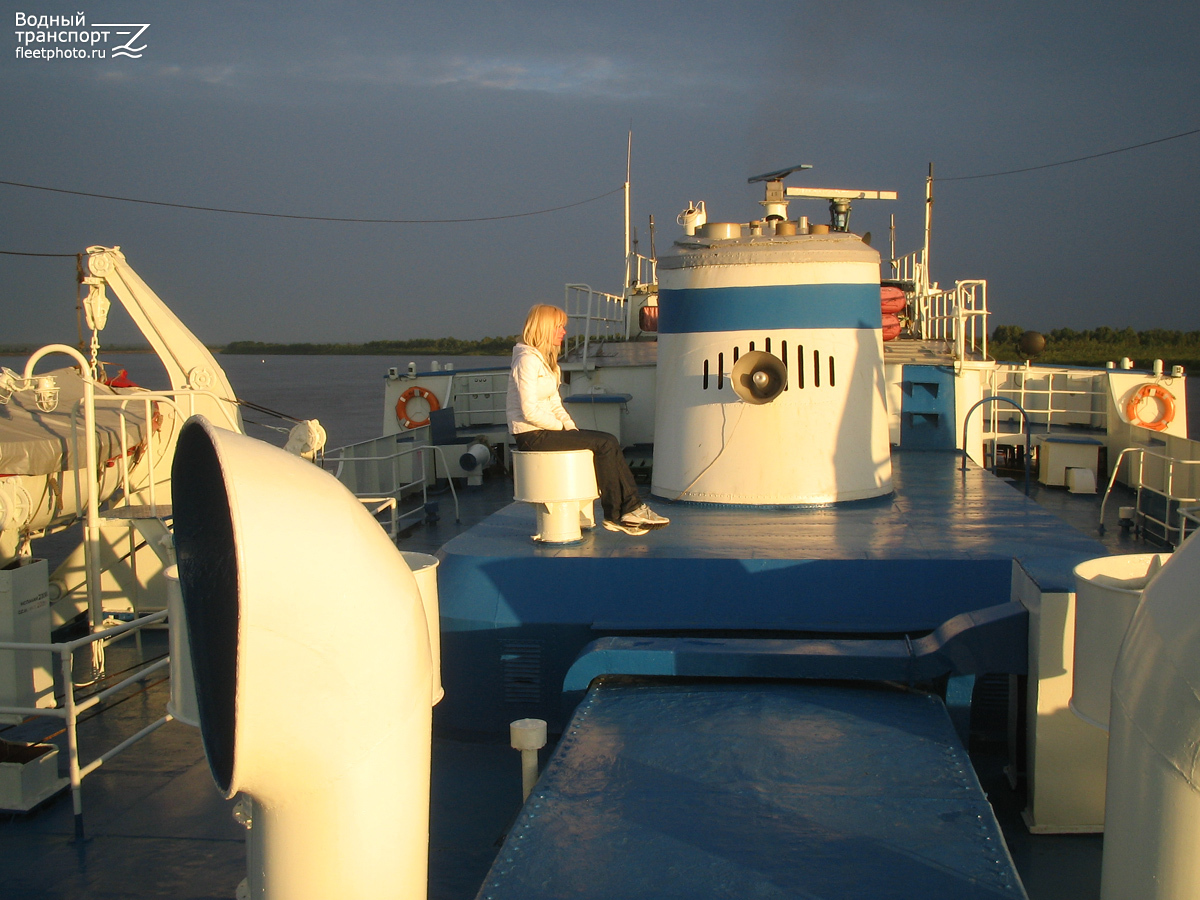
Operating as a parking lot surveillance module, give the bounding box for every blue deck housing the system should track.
[435,451,1106,733]
[479,680,1028,899]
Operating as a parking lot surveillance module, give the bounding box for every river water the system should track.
[1,352,510,451]
[4,352,1199,445]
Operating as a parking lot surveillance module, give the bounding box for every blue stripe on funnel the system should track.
[658,284,882,333]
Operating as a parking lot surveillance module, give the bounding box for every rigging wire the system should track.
[0,178,623,223]
[940,126,1200,181]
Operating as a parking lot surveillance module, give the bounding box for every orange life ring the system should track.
[1125,383,1175,432]
[880,286,907,314]
[395,385,440,429]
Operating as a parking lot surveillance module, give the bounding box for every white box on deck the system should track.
[1037,436,1102,487]
[0,558,55,723]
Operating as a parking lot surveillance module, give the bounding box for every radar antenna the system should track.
[747,164,813,222]
[748,164,896,232]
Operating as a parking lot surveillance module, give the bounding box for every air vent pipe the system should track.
[1101,532,1200,898]
[170,417,434,900]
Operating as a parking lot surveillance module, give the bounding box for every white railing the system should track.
[986,366,1109,434]
[891,251,988,362]
[325,431,459,533]
[446,370,508,428]
[1100,446,1200,547]
[628,251,657,291]
[891,249,928,295]
[0,610,171,836]
[564,284,628,367]
[913,280,989,359]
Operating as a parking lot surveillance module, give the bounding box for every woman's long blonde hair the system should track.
[521,304,567,376]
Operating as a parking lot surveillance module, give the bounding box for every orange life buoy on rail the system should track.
[1125,383,1175,432]
[395,385,440,429]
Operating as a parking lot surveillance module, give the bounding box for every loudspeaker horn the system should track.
[730,350,787,405]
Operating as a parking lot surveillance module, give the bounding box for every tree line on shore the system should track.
[220,336,520,356]
[8,326,1198,374]
[988,326,1200,371]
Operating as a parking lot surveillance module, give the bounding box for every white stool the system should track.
[511,449,598,543]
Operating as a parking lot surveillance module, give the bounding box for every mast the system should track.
[623,131,632,293]
[924,162,934,286]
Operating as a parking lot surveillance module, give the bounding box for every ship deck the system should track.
[437,450,1108,639]
[480,679,1026,899]
[1,450,1152,900]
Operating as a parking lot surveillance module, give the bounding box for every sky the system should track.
[1,1,1198,347]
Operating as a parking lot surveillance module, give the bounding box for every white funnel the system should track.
[170,417,433,900]
[1101,534,1200,899]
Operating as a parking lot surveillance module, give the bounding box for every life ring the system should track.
[880,286,907,314]
[1125,383,1175,432]
[395,385,440,429]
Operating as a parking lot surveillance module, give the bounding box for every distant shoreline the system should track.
[4,330,1199,373]
[1,337,519,357]
[220,338,518,356]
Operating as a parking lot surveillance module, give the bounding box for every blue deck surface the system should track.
[479,679,1027,899]
[436,451,1107,731]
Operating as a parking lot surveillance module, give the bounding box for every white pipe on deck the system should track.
[1101,532,1200,899]
[171,418,434,900]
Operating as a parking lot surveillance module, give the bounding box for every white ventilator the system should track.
[1100,533,1200,899]
[511,449,598,542]
[170,417,435,900]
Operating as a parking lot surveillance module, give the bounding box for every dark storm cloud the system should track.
[2,1,1198,345]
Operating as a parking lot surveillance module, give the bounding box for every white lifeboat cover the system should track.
[0,367,152,476]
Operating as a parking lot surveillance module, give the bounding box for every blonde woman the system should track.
[507,304,668,536]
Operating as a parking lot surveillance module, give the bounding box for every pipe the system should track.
[510,718,547,801]
[170,417,434,900]
[1101,531,1200,898]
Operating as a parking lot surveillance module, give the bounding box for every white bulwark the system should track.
[652,230,893,505]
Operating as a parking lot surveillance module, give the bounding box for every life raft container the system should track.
[880,286,907,315]
[395,385,440,429]
[881,313,901,342]
[1125,383,1175,432]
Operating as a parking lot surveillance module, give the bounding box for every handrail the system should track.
[1099,446,1200,544]
[564,284,627,368]
[1098,446,1143,534]
[962,397,1032,495]
[0,609,170,839]
[326,441,460,529]
[987,366,1109,436]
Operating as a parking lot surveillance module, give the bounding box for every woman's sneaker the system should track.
[621,503,670,528]
[602,518,650,536]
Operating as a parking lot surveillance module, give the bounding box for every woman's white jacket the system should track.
[506,342,577,433]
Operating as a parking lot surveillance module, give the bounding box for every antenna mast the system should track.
[924,162,933,284]
[623,131,632,291]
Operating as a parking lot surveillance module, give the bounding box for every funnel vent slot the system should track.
[501,640,543,704]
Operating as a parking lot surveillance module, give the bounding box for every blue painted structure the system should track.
[435,450,1106,733]
[657,283,882,332]
[902,365,957,450]
[478,680,1028,899]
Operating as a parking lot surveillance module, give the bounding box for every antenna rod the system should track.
[889,214,896,278]
[924,162,934,284]
[624,131,632,292]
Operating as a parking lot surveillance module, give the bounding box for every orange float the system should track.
[395,385,440,429]
[1124,383,1175,432]
[880,286,907,315]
